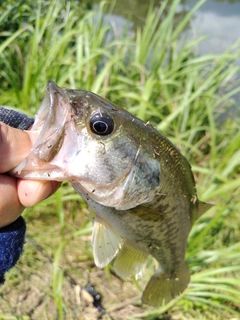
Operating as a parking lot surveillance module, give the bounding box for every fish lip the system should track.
[47,81,67,115]
[47,82,88,122]
[47,82,86,120]
[47,80,67,105]
[42,81,67,133]
[47,80,59,93]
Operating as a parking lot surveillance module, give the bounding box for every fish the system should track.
[11,81,212,307]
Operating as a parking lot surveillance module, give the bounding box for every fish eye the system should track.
[89,113,114,136]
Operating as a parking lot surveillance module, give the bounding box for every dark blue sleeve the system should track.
[0,217,26,284]
[0,106,34,129]
[0,106,34,284]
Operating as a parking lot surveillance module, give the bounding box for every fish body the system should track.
[12,82,211,306]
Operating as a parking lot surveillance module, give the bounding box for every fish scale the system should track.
[11,81,212,307]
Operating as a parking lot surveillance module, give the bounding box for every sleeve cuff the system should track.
[0,107,34,130]
[0,216,26,284]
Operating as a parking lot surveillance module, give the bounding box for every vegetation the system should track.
[0,0,240,319]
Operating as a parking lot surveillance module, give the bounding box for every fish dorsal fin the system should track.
[196,201,213,220]
[114,241,148,280]
[91,216,122,268]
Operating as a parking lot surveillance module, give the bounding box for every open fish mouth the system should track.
[11,81,79,179]
[30,82,71,161]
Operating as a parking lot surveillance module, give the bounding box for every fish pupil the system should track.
[90,113,114,136]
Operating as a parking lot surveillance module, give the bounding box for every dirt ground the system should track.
[1,256,145,319]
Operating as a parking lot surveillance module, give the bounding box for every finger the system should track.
[0,122,32,173]
[0,175,24,227]
[17,179,61,207]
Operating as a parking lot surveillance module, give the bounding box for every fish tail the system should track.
[141,261,190,307]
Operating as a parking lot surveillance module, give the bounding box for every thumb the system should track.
[0,122,32,173]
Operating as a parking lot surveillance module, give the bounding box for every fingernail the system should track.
[28,181,53,207]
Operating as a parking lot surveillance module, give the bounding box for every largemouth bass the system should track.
[12,81,212,307]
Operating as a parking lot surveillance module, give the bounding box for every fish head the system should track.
[12,82,161,209]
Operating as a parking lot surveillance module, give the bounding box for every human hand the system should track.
[0,122,60,227]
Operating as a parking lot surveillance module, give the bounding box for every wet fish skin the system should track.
[11,82,212,307]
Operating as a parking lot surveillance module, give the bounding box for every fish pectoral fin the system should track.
[88,205,96,222]
[114,241,148,280]
[91,217,122,268]
[141,261,190,307]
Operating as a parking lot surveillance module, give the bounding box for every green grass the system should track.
[0,0,240,319]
